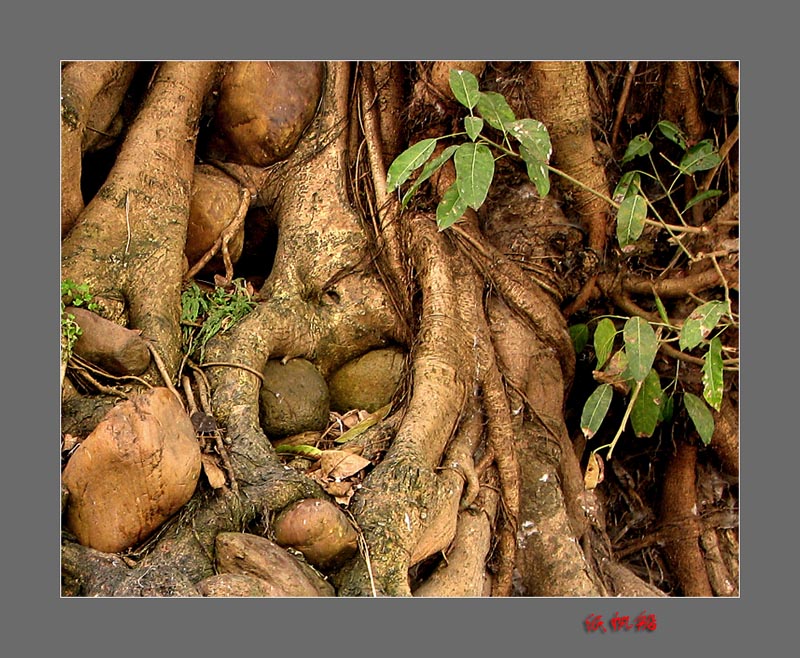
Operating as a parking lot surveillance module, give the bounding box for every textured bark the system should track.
[527,61,609,258]
[60,61,139,237]
[61,61,219,379]
[660,442,713,596]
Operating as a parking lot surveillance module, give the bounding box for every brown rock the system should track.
[62,387,201,553]
[327,347,406,413]
[215,532,334,596]
[272,498,359,570]
[196,573,277,597]
[259,358,330,437]
[68,306,151,376]
[206,61,324,167]
[185,164,245,274]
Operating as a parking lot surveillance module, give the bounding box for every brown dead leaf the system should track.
[62,433,79,452]
[202,454,227,489]
[319,450,371,480]
[584,452,604,490]
[322,480,353,497]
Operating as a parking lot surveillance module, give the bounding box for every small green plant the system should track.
[60,279,100,364]
[389,70,736,456]
[386,68,553,230]
[570,121,733,456]
[181,278,256,362]
[611,120,722,253]
[571,295,734,458]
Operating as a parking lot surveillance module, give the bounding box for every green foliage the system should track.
[569,323,589,355]
[387,68,553,230]
[683,392,715,445]
[580,383,614,440]
[571,298,732,457]
[565,116,733,456]
[181,278,256,362]
[60,279,100,364]
[612,120,723,252]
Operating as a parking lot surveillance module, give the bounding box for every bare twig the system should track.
[611,61,638,148]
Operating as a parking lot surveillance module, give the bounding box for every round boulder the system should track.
[327,347,406,413]
[259,358,330,438]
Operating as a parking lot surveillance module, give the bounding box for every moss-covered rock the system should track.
[259,358,330,438]
[327,347,406,413]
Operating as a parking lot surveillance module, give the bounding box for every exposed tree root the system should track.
[61,60,738,598]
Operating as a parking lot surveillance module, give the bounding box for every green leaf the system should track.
[594,318,617,368]
[679,300,729,351]
[683,392,715,445]
[653,291,670,327]
[621,134,653,164]
[613,171,642,203]
[660,394,674,423]
[679,139,722,174]
[581,384,614,439]
[386,138,438,192]
[436,183,469,230]
[623,316,659,383]
[505,118,552,163]
[519,143,551,197]
[631,369,663,437]
[684,189,723,212]
[464,116,484,141]
[275,444,324,458]
[702,337,724,411]
[476,91,516,131]
[616,193,647,249]
[454,142,495,209]
[569,323,589,354]
[656,120,688,149]
[401,144,459,208]
[449,69,481,109]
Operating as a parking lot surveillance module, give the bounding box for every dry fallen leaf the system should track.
[202,454,227,489]
[319,450,371,480]
[584,452,604,490]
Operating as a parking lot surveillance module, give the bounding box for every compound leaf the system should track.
[594,318,617,368]
[679,139,722,174]
[616,194,647,250]
[436,182,469,230]
[621,134,653,164]
[449,69,480,109]
[679,300,729,351]
[702,336,724,411]
[476,91,516,131]
[631,368,663,437]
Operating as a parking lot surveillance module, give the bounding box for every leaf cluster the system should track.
[572,297,732,457]
[60,279,100,363]
[386,69,552,230]
[181,278,256,362]
[612,121,723,252]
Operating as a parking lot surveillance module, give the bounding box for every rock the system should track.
[206,61,325,167]
[214,532,334,596]
[259,358,330,438]
[62,387,201,553]
[185,164,245,275]
[272,498,359,570]
[327,347,406,413]
[196,573,278,597]
[68,306,151,376]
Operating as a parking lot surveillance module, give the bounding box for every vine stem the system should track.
[595,378,643,462]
